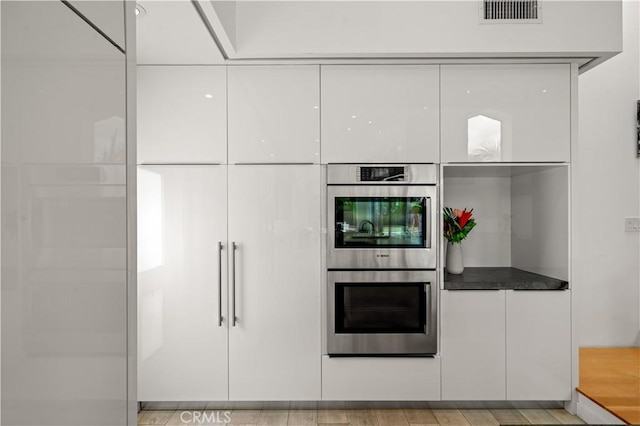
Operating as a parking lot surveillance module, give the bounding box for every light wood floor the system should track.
[137,407,584,425]
[577,347,640,425]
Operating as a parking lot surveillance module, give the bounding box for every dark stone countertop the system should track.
[444,267,569,290]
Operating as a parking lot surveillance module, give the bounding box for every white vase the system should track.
[446,241,464,274]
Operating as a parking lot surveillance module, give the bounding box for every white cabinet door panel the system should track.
[441,64,570,163]
[321,65,440,164]
[138,165,228,401]
[506,290,571,400]
[228,165,321,400]
[441,290,506,400]
[228,66,320,164]
[137,66,227,164]
[322,356,441,401]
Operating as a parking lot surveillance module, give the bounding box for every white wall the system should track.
[575,0,640,346]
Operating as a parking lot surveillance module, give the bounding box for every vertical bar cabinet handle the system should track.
[218,241,223,327]
[231,242,237,327]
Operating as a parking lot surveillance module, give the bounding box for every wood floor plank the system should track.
[287,409,317,426]
[488,409,529,424]
[317,409,348,423]
[230,410,261,424]
[165,410,202,425]
[138,410,174,425]
[546,409,585,425]
[460,410,499,426]
[374,409,409,426]
[432,409,471,426]
[346,409,379,425]
[402,409,438,424]
[256,410,289,425]
[518,409,560,425]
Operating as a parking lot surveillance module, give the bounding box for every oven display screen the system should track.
[359,167,405,182]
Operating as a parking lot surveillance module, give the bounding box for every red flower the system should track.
[458,209,473,228]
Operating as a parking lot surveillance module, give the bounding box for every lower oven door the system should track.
[328,270,437,355]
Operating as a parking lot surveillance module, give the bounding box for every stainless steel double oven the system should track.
[327,164,438,356]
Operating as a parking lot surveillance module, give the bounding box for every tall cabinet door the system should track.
[228,165,321,400]
[138,165,228,401]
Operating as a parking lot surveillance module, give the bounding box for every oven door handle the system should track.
[425,283,431,334]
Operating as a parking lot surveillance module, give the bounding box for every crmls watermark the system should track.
[179,410,232,424]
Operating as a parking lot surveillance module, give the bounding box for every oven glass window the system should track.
[335,283,426,334]
[334,197,427,248]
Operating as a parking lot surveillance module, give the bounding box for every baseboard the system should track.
[576,393,625,425]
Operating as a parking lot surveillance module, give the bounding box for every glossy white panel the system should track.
[228,165,321,400]
[441,64,571,163]
[321,356,441,401]
[137,165,228,401]
[2,7,126,166]
[506,290,572,400]
[68,0,125,50]
[443,174,511,267]
[511,166,569,281]
[1,2,128,424]
[441,291,506,400]
[321,65,439,164]
[137,66,227,164]
[228,66,320,164]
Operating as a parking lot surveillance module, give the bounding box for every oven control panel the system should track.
[357,166,407,182]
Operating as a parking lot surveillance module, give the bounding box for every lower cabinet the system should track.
[441,289,571,401]
[321,356,441,401]
[506,290,572,400]
[441,291,506,400]
[138,165,321,401]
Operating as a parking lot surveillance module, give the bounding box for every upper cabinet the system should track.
[321,65,440,164]
[228,65,320,164]
[137,66,227,164]
[441,64,571,163]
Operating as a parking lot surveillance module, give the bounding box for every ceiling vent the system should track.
[481,0,541,22]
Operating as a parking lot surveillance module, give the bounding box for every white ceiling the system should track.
[136,0,224,65]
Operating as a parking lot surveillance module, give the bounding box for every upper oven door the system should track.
[328,185,437,269]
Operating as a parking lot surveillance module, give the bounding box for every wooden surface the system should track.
[577,347,640,425]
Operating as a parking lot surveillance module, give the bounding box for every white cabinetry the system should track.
[440,290,572,401]
[137,66,227,164]
[321,65,440,164]
[441,291,506,400]
[321,356,441,401]
[138,166,228,401]
[228,165,321,400]
[506,290,572,400]
[228,66,320,164]
[137,165,321,401]
[441,64,571,163]
[67,0,125,50]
